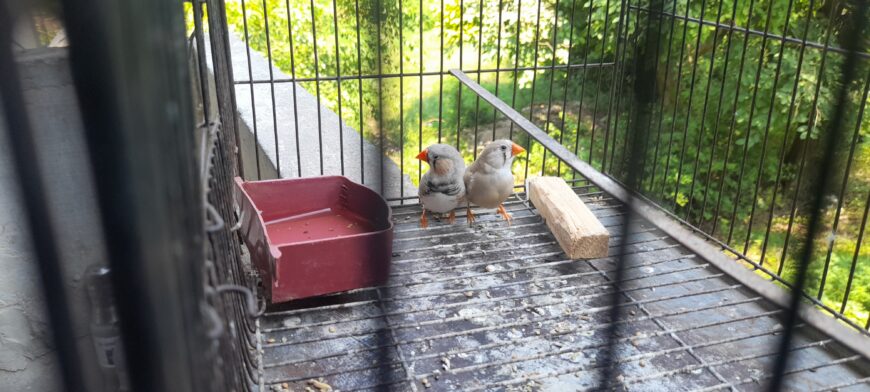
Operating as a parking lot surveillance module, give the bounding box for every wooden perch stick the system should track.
[528,176,609,259]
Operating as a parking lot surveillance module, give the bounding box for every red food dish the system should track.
[235,176,393,303]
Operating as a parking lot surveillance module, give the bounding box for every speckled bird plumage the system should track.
[416,144,466,227]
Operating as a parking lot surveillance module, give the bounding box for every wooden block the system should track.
[528,176,609,259]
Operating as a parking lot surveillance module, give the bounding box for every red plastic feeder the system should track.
[235,176,393,303]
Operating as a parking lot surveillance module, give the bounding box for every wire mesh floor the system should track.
[255,186,870,392]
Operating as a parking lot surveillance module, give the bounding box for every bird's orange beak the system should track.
[511,142,526,156]
[416,150,429,161]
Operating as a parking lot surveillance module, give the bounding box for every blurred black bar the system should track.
[0,2,86,390]
[597,0,661,386]
[767,0,868,390]
[59,0,212,390]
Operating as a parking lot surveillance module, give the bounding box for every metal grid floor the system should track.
[255,186,870,391]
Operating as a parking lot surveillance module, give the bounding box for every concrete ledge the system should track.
[207,34,416,200]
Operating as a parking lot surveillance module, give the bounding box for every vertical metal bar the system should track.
[670,0,710,214]
[540,0,561,175]
[585,0,613,170]
[622,3,642,177]
[710,0,757,236]
[597,0,661,386]
[557,0,578,177]
[192,1,211,123]
[840,189,870,314]
[607,0,633,174]
[685,0,744,226]
[0,3,86,389]
[644,0,679,192]
[508,0,522,140]
[285,0,302,178]
[777,1,838,273]
[332,0,345,176]
[261,0,281,177]
[571,0,595,179]
[240,0,261,179]
[740,0,797,254]
[206,0,244,178]
[472,0,484,159]
[455,0,464,152]
[491,0,505,141]
[768,1,867,388]
[400,0,405,203]
[438,0,445,143]
[355,0,364,184]
[58,0,208,388]
[524,0,544,182]
[816,70,870,299]
[726,0,777,247]
[377,0,385,195]
[419,0,424,185]
[757,0,817,266]
[656,0,691,201]
[309,0,325,175]
[601,0,628,174]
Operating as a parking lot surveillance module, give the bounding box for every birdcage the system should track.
[1,0,868,390]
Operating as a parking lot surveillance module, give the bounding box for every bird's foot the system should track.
[497,204,512,225]
[448,210,456,224]
[466,207,476,225]
[420,210,428,229]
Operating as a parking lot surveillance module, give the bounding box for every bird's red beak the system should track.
[511,142,526,156]
[416,150,429,161]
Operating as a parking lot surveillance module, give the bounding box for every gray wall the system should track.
[0,48,107,391]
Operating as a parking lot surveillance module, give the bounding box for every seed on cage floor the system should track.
[306,379,332,392]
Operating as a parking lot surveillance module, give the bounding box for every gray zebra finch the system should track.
[416,144,467,229]
[463,139,525,225]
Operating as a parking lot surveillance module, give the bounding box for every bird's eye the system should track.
[500,145,507,150]
[432,155,438,159]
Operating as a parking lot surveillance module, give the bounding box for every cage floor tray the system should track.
[235,176,393,303]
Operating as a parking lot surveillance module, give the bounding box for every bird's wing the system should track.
[418,172,432,197]
[463,164,474,189]
[425,176,463,196]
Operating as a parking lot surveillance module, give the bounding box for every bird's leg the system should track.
[466,206,475,225]
[497,204,512,225]
[420,209,428,229]
[448,210,456,224]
